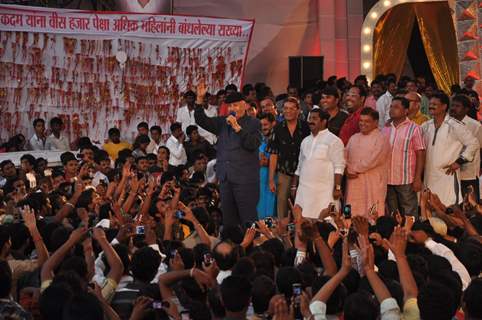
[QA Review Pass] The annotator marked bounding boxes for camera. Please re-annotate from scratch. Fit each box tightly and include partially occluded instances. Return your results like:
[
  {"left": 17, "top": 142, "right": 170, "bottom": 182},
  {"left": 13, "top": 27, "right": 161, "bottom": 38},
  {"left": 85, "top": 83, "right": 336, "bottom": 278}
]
[
  {"left": 175, "top": 210, "right": 185, "bottom": 219},
  {"left": 264, "top": 217, "right": 273, "bottom": 228},
  {"left": 203, "top": 253, "right": 213, "bottom": 266},
  {"left": 136, "top": 225, "right": 145, "bottom": 235},
  {"left": 287, "top": 223, "right": 295, "bottom": 232},
  {"left": 343, "top": 204, "right": 352, "bottom": 219}
]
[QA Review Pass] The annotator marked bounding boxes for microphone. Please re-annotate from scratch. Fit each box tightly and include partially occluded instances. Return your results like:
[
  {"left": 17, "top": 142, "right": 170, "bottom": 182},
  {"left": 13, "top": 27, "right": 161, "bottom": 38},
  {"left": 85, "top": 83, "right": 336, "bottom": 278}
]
[{"left": 226, "top": 111, "right": 236, "bottom": 125}]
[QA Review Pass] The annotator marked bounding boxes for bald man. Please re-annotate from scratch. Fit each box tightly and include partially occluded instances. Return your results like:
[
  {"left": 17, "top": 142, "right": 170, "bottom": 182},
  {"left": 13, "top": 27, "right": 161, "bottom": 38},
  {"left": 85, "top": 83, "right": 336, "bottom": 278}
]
[{"left": 405, "top": 91, "right": 429, "bottom": 126}]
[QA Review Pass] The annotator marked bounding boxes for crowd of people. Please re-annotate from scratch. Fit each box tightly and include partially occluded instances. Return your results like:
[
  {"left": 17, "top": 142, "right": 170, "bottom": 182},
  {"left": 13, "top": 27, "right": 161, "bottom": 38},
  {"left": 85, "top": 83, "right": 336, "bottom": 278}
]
[{"left": 0, "top": 73, "right": 481, "bottom": 320}]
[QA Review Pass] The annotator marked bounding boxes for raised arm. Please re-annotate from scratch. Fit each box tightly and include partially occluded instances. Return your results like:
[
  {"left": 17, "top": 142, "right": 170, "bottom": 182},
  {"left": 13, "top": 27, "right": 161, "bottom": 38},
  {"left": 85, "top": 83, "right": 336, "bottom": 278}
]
[
  {"left": 93, "top": 228, "right": 124, "bottom": 284},
  {"left": 194, "top": 81, "right": 221, "bottom": 135},
  {"left": 387, "top": 227, "right": 418, "bottom": 302},
  {"left": 311, "top": 238, "right": 351, "bottom": 303},
  {"left": 41, "top": 226, "right": 87, "bottom": 282},
  {"left": 21, "top": 206, "right": 49, "bottom": 267}
]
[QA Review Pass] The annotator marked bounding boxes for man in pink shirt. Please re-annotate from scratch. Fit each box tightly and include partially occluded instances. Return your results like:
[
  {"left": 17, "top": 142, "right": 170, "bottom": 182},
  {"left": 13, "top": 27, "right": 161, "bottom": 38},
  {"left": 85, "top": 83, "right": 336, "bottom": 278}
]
[{"left": 382, "top": 97, "right": 426, "bottom": 216}]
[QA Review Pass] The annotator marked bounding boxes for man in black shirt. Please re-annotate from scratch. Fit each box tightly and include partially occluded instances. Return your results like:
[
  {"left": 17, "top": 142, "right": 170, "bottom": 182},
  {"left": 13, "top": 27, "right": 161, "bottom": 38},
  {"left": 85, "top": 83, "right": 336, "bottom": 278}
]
[
  {"left": 267, "top": 97, "right": 310, "bottom": 218},
  {"left": 194, "top": 83, "right": 261, "bottom": 227},
  {"left": 320, "top": 86, "right": 348, "bottom": 136},
  {"left": 183, "top": 125, "right": 216, "bottom": 167}
]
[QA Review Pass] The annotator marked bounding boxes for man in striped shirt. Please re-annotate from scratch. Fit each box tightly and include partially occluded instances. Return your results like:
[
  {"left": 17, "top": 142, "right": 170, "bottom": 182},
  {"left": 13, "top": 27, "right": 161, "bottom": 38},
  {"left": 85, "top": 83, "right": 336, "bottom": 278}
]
[{"left": 382, "top": 97, "right": 426, "bottom": 216}]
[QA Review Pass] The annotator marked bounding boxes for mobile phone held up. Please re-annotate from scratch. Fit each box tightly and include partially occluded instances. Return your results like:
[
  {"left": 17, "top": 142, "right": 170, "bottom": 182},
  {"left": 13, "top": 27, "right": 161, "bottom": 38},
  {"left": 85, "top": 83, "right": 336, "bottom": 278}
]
[
  {"left": 136, "top": 225, "right": 145, "bottom": 235},
  {"left": 343, "top": 204, "right": 352, "bottom": 219},
  {"left": 175, "top": 210, "right": 185, "bottom": 219}
]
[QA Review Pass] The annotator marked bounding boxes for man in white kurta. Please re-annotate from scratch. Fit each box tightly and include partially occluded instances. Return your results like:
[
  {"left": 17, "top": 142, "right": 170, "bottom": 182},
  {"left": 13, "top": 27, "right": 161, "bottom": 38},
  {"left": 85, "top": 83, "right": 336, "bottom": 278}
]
[
  {"left": 293, "top": 109, "right": 345, "bottom": 219},
  {"left": 421, "top": 93, "right": 479, "bottom": 206}
]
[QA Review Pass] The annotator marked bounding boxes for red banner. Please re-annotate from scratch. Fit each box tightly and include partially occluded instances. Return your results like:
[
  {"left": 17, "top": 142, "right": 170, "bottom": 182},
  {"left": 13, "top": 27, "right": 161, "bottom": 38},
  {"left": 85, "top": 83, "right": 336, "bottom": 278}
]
[{"left": 0, "top": 5, "right": 254, "bottom": 144}]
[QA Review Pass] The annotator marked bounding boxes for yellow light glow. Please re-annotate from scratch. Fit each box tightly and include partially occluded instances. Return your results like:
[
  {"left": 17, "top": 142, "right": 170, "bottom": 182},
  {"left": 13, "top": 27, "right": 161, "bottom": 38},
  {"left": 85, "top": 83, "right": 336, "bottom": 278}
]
[
  {"left": 384, "top": 0, "right": 391, "bottom": 6},
  {"left": 371, "top": 12, "right": 378, "bottom": 19},
  {"left": 363, "top": 27, "right": 371, "bottom": 34},
  {"left": 363, "top": 45, "right": 371, "bottom": 52},
  {"left": 363, "top": 61, "right": 371, "bottom": 69}
]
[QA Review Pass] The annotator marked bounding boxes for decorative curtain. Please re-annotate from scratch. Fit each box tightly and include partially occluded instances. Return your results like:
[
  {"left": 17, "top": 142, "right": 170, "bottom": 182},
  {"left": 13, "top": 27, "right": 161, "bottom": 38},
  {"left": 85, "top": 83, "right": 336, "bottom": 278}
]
[
  {"left": 413, "top": 2, "right": 459, "bottom": 93},
  {"left": 373, "top": 2, "right": 459, "bottom": 93},
  {"left": 373, "top": 4, "right": 415, "bottom": 80}
]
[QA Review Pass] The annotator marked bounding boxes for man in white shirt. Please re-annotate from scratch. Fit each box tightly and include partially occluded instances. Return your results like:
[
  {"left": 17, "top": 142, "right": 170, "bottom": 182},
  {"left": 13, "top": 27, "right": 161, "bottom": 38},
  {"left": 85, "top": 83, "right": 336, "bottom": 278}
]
[
  {"left": 146, "top": 125, "right": 163, "bottom": 155},
  {"left": 376, "top": 78, "right": 397, "bottom": 128},
  {"left": 291, "top": 108, "right": 345, "bottom": 219},
  {"left": 421, "top": 92, "right": 479, "bottom": 206},
  {"left": 165, "top": 122, "right": 187, "bottom": 166},
  {"left": 45, "top": 117, "right": 70, "bottom": 151},
  {"left": 176, "top": 91, "right": 197, "bottom": 133},
  {"left": 28, "top": 118, "right": 47, "bottom": 151},
  {"left": 450, "top": 94, "right": 482, "bottom": 200},
  {"left": 177, "top": 90, "right": 217, "bottom": 144}
]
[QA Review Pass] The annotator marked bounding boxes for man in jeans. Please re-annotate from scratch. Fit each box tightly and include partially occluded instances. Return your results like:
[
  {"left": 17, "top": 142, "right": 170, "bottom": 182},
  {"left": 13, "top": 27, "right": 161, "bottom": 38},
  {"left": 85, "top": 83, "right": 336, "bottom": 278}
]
[
  {"left": 382, "top": 97, "right": 426, "bottom": 216},
  {"left": 267, "top": 97, "right": 310, "bottom": 218}
]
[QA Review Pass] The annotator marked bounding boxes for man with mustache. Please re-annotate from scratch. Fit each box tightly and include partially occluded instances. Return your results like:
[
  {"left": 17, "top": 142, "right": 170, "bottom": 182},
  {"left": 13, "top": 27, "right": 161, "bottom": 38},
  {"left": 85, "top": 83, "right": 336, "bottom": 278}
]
[
  {"left": 421, "top": 92, "right": 479, "bottom": 207},
  {"left": 345, "top": 108, "right": 390, "bottom": 220},
  {"left": 267, "top": 97, "right": 310, "bottom": 219},
  {"left": 291, "top": 108, "right": 345, "bottom": 219},
  {"left": 339, "top": 85, "right": 368, "bottom": 145}
]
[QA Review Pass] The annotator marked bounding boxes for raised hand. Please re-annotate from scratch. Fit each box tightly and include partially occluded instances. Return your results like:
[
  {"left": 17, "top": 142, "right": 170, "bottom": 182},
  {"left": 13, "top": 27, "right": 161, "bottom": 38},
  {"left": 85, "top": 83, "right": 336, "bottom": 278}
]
[
  {"left": 21, "top": 205, "right": 36, "bottom": 231},
  {"left": 387, "top": 226, "right": 407, "bottom": 258}
]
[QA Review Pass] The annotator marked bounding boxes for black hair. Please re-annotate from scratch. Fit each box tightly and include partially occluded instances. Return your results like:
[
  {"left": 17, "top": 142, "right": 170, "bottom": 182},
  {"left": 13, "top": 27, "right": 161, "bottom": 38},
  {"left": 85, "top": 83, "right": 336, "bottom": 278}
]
[
  {"left": 60, "top": 256, "right": 88, "bottom": 280},
  {"left": 258, "top": 112, "right": 276, "bottom": 123},
  {"left": 150, "top": 125, "right": 162, "bottom": 134},
  {"left": 392, "top": 96, "right": 410, "bottom": 109},
  {"left": 260, "top": 238, "right": 284, "bottom": 267},
  {"left": 220, "top": 276, "right": 252, "bottom": 312},
  {"left": 275, "top": 266, "right": 302, "bottom": 298},
  {"left": 137, "top": 121, "right": 149, "bottom": 130},
  {"left": 464, "top": 277, "right": 482, "bottom": 319},
  {"left": 343, "top": 291, "right": 379, "bottom": 320},
  {"left": 186, "top": 125, "right": 199, "bottom": 136},
  {"left": 309, "top": 108, "right": 330, "bottom": 121},
  {"left": 20, "top": 154, "right": 36, "bottom": 167},
  {"left": 133, "top": 134, "right": 150, "bottom": 149},
  {"left": 33, "top": 118, "right": 45, "bottom": 127},
  {"left": 350, "top": 85, "right": 368, "bottom": 98},
  {"left": 232, "top": 257, "right": 256, "bottom": 282},
  {"left": 94, "top": 150, "right": 110, "bottom": 164},
  {"left": 39, "top": 283, "right": 74, "bottom": 320},
  {"left": 312, "top": 275, "right": 347, "bottom": 315},
  {"left": 452, "top": 94, "right": 472, "bottom": 109},
  {"left": 418, "top": 281, "right": 457, "bottom": 320},
  {"left": 60, "top": 152, "right": 77, "bottom": 166},
  {"left": 322, "top": 86, "right": 340, "bottom": 99},
  {"left": 77, "top": 137, "right": 93, "bottom": 149},
  {"left": 431, "top": 91, "right": 450, "bottom": 109},
  {"left": 225, "top": 83, "right": 238, "bottom": 92},
  {"left": 62, "top": 292, "right": 104, "bottom": 320},
  {"left": 184, "top": 90, "right": 196, "bottom": 98},
  {"left": 251, "top": 275, "right": 276, "bottom": 314},
  {"left": 50, "top": 116, "right": 63, "bottom": 127},
  {"left": 131, "top": 247, "right": 161, "bottom": 283},
  {"left": 108, "top": 127, "right": 120, "bottom": 136},
  {"left": 170, "top": 122, "right": 182, "bottom": 133},
  {"left": 360, "top": 107, "right": 379, "bottom": 121}
]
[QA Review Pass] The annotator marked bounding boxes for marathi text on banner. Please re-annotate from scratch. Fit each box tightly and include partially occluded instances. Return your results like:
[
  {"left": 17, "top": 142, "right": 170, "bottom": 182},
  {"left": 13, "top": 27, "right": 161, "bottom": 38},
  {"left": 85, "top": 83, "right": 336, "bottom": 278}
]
[{"left": 0, "top": 5, "right": 253, "bottom": 41}]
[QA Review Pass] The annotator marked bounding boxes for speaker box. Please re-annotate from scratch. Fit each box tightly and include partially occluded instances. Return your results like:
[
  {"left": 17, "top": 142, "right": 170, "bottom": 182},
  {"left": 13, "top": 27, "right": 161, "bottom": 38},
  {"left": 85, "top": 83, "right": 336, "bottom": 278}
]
[{"left": 289, "top": 56, "right": 324, "bottom": 89}]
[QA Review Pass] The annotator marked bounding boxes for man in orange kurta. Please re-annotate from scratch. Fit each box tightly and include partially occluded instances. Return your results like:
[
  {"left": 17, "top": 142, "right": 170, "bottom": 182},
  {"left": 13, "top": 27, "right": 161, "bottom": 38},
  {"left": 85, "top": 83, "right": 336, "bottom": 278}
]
[{"left": 345, "top": 107, "right": 390, "bottom": 220}]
